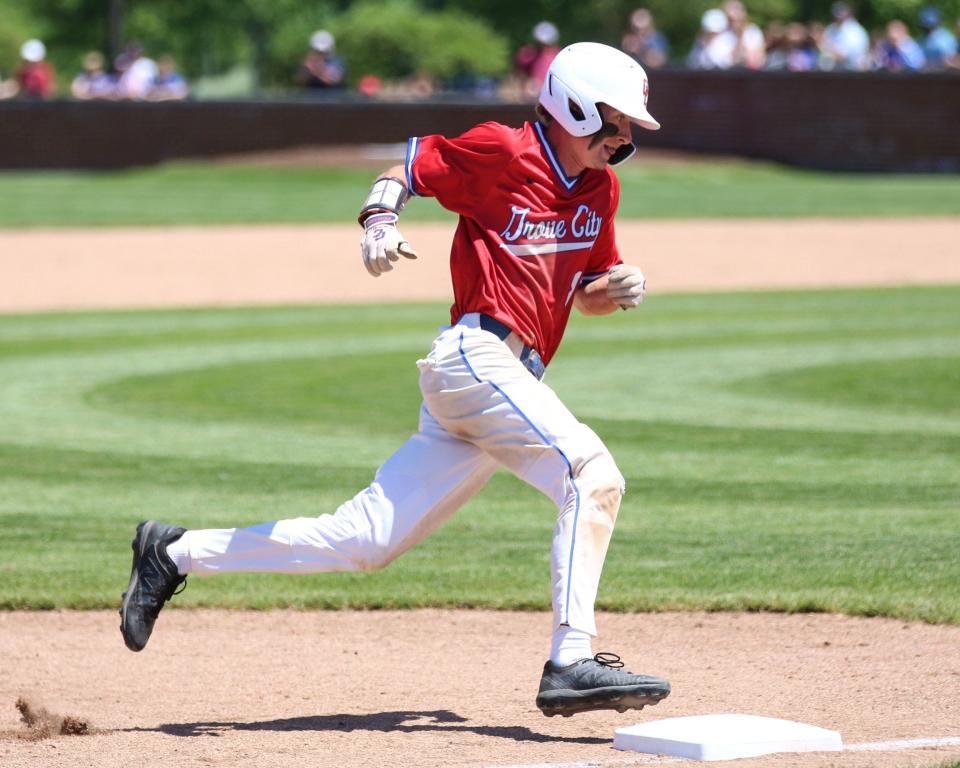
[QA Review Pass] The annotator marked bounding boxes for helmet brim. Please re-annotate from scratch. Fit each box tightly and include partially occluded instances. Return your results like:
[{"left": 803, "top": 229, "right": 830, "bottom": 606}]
[{"left": 610, "top": 92, "right": 660, "bottom": 131}]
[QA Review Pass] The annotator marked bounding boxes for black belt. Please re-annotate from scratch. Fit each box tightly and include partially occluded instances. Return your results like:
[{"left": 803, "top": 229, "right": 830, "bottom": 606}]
[{"left": 478, "top": 314, "right": 546, "bottom": 380}]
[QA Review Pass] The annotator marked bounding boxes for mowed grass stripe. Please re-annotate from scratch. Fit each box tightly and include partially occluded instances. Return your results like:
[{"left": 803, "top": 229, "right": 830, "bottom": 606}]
[{"left": 0, "top": 286, "right": 957, "bottom": 620}]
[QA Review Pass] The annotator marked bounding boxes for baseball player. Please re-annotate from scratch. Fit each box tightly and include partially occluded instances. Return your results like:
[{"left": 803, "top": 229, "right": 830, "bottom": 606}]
[{"left": 120, "top": 42, "right": 671, "bottom": 718}]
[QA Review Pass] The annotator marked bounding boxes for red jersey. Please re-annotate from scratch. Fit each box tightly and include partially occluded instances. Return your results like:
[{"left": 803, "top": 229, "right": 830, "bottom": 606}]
[{"left": 405, "top": 120, "right": 622, "bottom": 365}]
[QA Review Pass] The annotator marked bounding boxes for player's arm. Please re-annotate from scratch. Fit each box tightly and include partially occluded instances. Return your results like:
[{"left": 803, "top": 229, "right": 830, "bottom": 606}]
[
  {"left": 358, "top": 165, "right": 417, "bottom": 277},
  {"left": 574, "top": 264, "right": 647, "bottom": 315},
  {"left": 574, "top": 275, "right": 618, "bottom": 316},
  {"left": 373, "top": 165, "right": 407, "bottom": 188}
]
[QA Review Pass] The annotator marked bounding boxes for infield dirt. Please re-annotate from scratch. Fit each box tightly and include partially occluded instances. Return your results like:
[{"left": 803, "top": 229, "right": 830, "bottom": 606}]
[
  {"left": 1, "top": 219, "right": 958, "bottom": 767},
  {"left": 1, "top": 610, "right": 958, "bottom": 768},
  {"left": 2, "top": 218, "right": 959, "bottom": 312}
]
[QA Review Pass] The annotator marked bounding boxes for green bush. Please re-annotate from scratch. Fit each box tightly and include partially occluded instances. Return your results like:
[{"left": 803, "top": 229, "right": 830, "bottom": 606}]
[{"left": 330, "top": 0, "right": 510, "bottom": 85}]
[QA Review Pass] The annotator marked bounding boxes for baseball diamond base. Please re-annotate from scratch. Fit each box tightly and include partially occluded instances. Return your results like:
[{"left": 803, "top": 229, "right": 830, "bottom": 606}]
[{"left": 614, "top": 714, "right": 843, "bottom": 761}]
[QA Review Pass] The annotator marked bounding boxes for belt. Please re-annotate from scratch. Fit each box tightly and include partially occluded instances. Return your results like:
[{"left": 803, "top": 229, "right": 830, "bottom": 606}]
[{"left": 478, "top": 314, "right": 546, "bottom": 380}]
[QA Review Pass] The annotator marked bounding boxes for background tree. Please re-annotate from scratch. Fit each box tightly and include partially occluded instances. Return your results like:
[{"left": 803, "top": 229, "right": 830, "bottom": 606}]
[{"left": 327, "top": 0, "right": 509, "bottom": 87}]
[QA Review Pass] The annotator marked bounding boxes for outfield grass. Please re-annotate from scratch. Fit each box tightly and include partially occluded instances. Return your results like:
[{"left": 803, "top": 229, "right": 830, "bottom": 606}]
[
  {"left": 2, "top": 158, "right": 960, "bottom": 227},
  {"left": 0, "top": 287, "right": 957, "bottom": 621}
]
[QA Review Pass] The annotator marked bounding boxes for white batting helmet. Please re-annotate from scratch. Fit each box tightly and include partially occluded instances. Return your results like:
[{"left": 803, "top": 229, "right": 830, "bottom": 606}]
[{"left": 538, "top": 42, "right": 660, "bottom": 137}]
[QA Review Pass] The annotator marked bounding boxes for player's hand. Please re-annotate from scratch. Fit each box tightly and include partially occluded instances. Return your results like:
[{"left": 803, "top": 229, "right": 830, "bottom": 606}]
[
  {"left": 606, "top": 264, "right": 646, "bottom": 309},
  {"left": 360, "top": 212, "right": 418, "bottom": 277}
]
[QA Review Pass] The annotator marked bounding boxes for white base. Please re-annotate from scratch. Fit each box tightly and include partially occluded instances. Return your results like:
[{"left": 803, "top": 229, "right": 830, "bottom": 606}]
[{"left": 613, "top": 714, "right": 843, "bottom": 761}]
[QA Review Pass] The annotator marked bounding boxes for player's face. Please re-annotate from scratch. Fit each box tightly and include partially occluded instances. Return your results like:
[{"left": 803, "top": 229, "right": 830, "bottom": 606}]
[{"left": 570, "top": 105, "right": 633, "bottom": 172}]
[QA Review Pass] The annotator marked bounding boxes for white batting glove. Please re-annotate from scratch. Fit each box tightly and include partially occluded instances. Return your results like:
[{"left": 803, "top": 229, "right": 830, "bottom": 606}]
[
  {"left": 606, "top": 264, "right": 647, "bottom": 309},
  {"left": 360, "top": 212, "right": 418, "bottom": 277}
]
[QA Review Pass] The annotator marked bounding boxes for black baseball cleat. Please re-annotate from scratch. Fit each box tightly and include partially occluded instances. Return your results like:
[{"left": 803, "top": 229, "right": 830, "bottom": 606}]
[
  {"left": 119, "top": 520, "right": 187, "bottom": 652},
  {"left": 536, "top": 652, "right": 671, "bottom": 717}
]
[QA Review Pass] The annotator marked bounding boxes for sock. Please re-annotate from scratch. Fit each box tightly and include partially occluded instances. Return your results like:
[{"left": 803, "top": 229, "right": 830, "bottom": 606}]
[
  {"left": 550, "top": 624, "right": 593, "bottom": 667},
  {"left": 165, "top": 536, "right": 191, "bottom": 576}
]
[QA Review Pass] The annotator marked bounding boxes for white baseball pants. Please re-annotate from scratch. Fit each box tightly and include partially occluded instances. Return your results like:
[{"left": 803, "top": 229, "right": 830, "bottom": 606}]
[{"left": 173, "top": 314, "right": 625, "bottom": 636}]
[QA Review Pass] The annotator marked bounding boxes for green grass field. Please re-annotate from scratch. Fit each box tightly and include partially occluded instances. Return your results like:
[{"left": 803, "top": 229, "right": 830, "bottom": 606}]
[
  {"left": 3, "top": 157, "right": 960, "bottom": 226},
  {"left": 1, "top": 287, "right": 958, "bottom": 621}
]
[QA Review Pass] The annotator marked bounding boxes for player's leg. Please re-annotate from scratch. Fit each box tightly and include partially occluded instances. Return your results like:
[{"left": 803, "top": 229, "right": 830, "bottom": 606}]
[
  {"left": 120, "top": 405, "right": 498, "bottom": 651},
  {"left": 168, "top": 407, "right": 496, "bottom": 575},
  {"left": 419, "top": 320, "right": 670, "bottom": 715},
  {"left": 420, "top": 322, "right": 619, "bottom": 637}
]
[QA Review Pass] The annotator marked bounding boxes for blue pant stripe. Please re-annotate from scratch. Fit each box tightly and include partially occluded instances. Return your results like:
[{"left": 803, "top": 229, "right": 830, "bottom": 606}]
[{"left": 458, "top": 332, "right": 581, "bottom": 625}]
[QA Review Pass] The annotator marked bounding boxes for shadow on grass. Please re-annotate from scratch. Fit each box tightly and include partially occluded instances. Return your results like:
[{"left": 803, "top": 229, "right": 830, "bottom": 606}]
[{"left": 126, "top": 709, "right": 607, "bottom": 744}]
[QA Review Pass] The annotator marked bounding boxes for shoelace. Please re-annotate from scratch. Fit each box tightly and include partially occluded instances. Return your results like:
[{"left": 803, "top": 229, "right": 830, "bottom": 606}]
[
  {"left": 141, "top": 559, "right": 187, "bottom": 616},
  {"left": 146, "top": 577, "right": 187, "bottom": 617},
  {"left": 593, "top": 652, "right": 626, "bottom": 669}
]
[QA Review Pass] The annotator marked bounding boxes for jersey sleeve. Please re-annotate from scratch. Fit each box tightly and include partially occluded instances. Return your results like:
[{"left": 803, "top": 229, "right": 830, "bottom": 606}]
[
  {"left": 405, "top": 122, "right": 516, "bottom": 216},
  {"left": 580, "top": 173, "right": 623, "bottom": 287}
]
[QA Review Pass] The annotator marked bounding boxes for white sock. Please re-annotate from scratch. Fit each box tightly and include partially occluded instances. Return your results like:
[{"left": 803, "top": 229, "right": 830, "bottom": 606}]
[
  {"left": 165, "top": 536, "right": 191, "bottom": 576},
  {"left": 550, "top": 624, "right": 593, "bottom": 667}
]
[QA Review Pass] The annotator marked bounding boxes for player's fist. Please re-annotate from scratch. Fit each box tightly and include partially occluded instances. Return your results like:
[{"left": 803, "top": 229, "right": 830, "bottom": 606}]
[
  {"left": 606, "top": 263, "right": 646, "bottom": 309},
  {"left": 360, "top": 212, "right": 418, "bottom": 277}
]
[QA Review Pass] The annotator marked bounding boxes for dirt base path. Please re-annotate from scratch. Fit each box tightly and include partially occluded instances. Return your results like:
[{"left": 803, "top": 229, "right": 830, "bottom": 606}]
[
  {"left": 1, "top": 610, "right": 958, "bottom": 768},
  {"left": 2, "top": 218, "right": 959, "bottom": 313}
]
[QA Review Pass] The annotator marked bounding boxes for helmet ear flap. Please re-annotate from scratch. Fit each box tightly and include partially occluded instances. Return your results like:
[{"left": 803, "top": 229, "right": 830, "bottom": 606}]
[
  {"left": 608, "top": 143, "right": 637, "bottom": 166},
  {"left": 540, "top": 70, "right": 603, "bottom": 136}
]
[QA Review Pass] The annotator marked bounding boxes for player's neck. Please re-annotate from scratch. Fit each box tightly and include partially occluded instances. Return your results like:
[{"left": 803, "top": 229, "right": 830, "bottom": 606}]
[{"left": 546, "top": 122, "right": 586, "bottom": 178}]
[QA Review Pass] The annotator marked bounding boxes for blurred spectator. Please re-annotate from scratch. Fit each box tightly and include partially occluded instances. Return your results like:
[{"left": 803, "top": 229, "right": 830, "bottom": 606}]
[
  {"left": 723, "top": 0, "right": 766, "bottom": 68},
  {"left": 514, "top": 21, "right": 561, "bottom": 97},
  {"left": 14, "top": 39, "right": 56, "bottom": 99},
  {"left": 918, "top": 6, "right": 958, "bottom": 69},
  {"left": 0, "top": 71, "right": 16, "bottom": 99},
  {"left": 377, "top": 72, "right": 438, "bottom": 101},
  {"left": 953, "top": 20, "right": 960, "bottom": 67},
  {"left": 807, "top": 21, "right": 827, "bottom": 65},
  {"left": 688, "top": 8, "right": 736, "bottom": 69},
  {"left": 114, "top": 43, "right": 158, "bottom": 99},
  {"left": 71, "top": 51, "right": 116, "bottom": 99},
  {"left": 621, "top": 8, "right": 670, "bottom": 69},
  {"left": 765, "top": 22, "right": 819, "bottom": 71},
  {"left": 764, "top": 21, "right": 786, "bottom": 58},
  {"left": 821, "top": 2, "right": 870, "bottom": 70},
  {"left": 357, "top": 74, "right": 383, "bottom": 98},
  {"left": 873, "top": 19, "right": 926, "bottom": 71},
  {"left": 148, "top": 55, "right": 189, "bottom": 100},
  {"left": 446, "top": 70, "right": 499, "bottom": 98},
  {"left": 297, "top": 30, "right": 345, "bottom": 90},
  {"left": 406, "top": 72, "right": 437, "bottom": 99}
]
